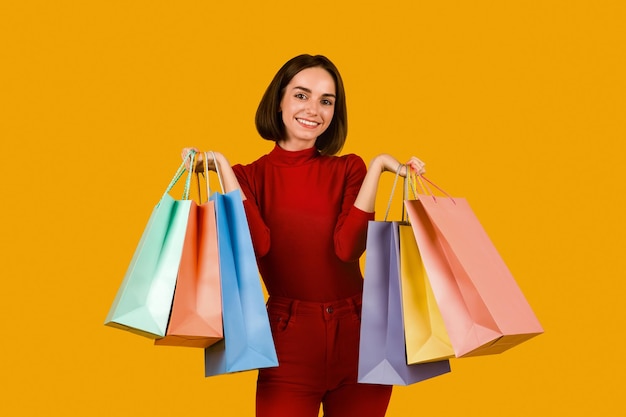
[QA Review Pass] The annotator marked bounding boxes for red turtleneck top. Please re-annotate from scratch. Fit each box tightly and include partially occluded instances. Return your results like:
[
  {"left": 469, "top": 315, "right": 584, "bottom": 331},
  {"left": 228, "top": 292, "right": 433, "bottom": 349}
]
[{"left": 232, "top": 144, "right": 374, "bottom": 302}]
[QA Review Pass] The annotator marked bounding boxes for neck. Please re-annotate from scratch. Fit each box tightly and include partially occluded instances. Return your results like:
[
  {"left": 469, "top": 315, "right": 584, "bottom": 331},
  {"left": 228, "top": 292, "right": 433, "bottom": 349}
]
[{"left": 277, "top": 139, "right": 316, "bottom": 152}]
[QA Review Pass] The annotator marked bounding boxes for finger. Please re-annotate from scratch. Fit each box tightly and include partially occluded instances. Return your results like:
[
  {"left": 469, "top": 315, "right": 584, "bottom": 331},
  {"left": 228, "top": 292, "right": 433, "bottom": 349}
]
[
  {"left": 181, "top": 147, "right": 200, "bottom": 159},
  {"left": 406, "top": 157, "right": 425, "bottom": 174}
]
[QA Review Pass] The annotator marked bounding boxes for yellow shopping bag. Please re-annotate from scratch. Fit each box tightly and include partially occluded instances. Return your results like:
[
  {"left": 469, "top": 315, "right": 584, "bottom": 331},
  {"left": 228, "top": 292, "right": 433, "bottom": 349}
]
[{"left": 399, "top": 223, "right": 455, "bottom": 364}]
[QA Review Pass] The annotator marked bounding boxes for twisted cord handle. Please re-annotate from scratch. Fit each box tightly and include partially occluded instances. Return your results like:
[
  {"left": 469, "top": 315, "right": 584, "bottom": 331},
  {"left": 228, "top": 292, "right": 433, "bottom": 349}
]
[
  {"left": 164, "top": 150, "right": 196, "bottom": 199},
  {"left": 383, "top": 164, "right": 405, "bottom": 222}
]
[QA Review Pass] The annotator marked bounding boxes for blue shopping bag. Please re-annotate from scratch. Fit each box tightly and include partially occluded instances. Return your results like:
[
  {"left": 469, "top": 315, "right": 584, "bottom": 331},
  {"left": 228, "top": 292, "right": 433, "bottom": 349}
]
[
  {"left": 104, "top": 153, "right": 196, "bottom": 338},
  {"left": 204, "top": 188, "right": 278, "bottom": 376}
]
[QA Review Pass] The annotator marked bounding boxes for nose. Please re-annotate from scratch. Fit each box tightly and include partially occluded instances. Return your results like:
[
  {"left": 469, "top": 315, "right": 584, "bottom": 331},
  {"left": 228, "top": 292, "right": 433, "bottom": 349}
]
[{"left": 304, "top": 100, "right": 319, "bottom": 115}]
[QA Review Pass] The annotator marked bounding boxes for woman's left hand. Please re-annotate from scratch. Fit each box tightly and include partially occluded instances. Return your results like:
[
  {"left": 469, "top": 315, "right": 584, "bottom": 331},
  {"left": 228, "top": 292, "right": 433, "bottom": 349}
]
[
  {"left": 372, "top": 153, "right": 426, "bottom": 176},
  {"left": 355, "top": 153, "right": 427, "bottom": 213},
  {"left": 405, "top": 156, "right": 426, "bottom": 176}
]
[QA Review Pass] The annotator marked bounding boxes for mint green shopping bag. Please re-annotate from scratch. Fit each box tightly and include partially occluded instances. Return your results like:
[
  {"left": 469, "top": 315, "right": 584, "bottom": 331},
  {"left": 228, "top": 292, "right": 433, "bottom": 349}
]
[{"left": 105, "top": 152, "right": 196, "bottom": 338}]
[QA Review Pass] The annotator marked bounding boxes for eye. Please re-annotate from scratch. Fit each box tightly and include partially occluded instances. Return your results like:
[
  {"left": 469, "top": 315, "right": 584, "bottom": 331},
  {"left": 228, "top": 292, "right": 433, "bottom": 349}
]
[
  {"left": 295, "top": 93, "right": 307, "bottom": 100},
  {"left": 321, "top": 99, "right": 334, "bottom": 106}
]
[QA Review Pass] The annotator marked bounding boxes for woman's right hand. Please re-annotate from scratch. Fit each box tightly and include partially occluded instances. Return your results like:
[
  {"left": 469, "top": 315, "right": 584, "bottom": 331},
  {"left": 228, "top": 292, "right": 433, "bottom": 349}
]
[
  {"left": 181, "top": 148, "right": 243, "bottom": 198},
  {"left": 182, "top": 147, "right": 226, "bottom": 173},
  {"left": 182, "top": 147, "right": 236, "bottom": 178},
  {"left": 181, "top": 147, "right": 201, "bottom": 172}
]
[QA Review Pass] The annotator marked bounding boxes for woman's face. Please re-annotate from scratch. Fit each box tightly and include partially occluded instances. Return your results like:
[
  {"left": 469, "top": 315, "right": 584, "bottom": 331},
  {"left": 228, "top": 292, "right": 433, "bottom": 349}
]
[{"left": 279, "top": 66, "right": 336, "bottom": 150}]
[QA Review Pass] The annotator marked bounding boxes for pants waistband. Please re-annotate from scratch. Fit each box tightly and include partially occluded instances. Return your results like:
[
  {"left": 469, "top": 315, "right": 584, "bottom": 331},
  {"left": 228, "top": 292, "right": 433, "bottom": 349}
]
[{"left": 267, "top": 293, "right": 362, "bottom": 321}]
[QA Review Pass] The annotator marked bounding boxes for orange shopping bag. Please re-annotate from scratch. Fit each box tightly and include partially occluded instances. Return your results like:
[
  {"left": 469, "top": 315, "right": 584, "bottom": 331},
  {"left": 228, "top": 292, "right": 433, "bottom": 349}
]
[
  {"left": 155, "top": 152, "right": 223, "bottom": 348},
  {"left": 404, "top": 176, "right": 543, "bottom": 358}
]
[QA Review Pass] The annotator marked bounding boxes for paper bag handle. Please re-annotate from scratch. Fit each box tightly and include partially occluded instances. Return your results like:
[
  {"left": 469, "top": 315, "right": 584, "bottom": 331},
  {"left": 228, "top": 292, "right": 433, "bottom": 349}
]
[
  {"left": 408, "top": 173, "right": 455, "bottom": 204},
  {"left": 165, "top": 150, "right": 196, "bottom": 200},
  {"left": 210, "top": 151, "right": 225, "bottom": 193},
  {"left": 383, "top": 164, "right": 408, "bottom": 221},
  {"left": 195, "top": 150, "right": 226, "bottom": 203}
]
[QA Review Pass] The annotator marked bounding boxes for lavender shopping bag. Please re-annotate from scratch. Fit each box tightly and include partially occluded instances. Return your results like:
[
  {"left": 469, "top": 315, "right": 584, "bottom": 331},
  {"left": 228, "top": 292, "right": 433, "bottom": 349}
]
[{"left": 358, "top": 220, "right": 451, "bottom": 385}]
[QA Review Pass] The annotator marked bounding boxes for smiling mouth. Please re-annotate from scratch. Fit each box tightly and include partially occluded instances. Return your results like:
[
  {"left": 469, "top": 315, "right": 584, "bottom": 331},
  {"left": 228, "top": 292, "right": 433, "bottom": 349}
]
[{"left": 297, "top": 118, "right": 320, "bottom": 127}]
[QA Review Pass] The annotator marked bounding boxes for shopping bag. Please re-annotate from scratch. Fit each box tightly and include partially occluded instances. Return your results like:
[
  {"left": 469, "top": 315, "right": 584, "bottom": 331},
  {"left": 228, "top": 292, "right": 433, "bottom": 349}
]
[
  {"left": 105, "top": 152, "right": 196, "bottom": 339},
  {"left": 204, "top": 177, "right": 278, "bottom": 376},
  {"left": 398, "top": 223, "right": 455, "bottom": 364},
  {"left": 358, "top": 169, "right": 451, "bottom": 385},
  {"left": 155, "top": 153, "right": 223, "bottom": 348},
  {"left": 404, "top": 176, "right": 544, "bottom": 357}
]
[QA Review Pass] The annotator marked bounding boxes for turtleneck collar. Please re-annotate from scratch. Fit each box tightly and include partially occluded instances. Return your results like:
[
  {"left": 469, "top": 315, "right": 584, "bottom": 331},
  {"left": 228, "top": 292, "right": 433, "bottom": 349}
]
[{"left": 268, "top": 143, "right": 320, "bottom": 166}]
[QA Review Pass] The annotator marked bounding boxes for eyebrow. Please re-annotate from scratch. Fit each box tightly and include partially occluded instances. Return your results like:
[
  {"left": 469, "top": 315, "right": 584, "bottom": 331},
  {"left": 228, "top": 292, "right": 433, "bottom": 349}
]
[{"left": 292, "top": 86, "right": 336, "bottom": 98}]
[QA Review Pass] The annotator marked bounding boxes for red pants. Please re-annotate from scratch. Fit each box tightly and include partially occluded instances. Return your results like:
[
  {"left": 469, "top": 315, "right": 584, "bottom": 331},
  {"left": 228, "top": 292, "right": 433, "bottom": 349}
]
[{"left": 256, "top": 294, "right": 392, "bottom": 417}]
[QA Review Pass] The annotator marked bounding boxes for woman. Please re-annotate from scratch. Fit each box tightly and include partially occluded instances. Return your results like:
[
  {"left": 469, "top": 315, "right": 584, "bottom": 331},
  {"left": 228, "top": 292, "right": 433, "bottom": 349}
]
[{"left": 183, "top": 54, "right": 424, "bottom": 417}]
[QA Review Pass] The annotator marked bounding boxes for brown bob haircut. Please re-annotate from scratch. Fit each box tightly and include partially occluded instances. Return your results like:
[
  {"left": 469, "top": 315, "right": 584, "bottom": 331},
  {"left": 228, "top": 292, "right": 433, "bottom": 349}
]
[{"left": 255, "top": 54, "right": 348, "bottom": 156}]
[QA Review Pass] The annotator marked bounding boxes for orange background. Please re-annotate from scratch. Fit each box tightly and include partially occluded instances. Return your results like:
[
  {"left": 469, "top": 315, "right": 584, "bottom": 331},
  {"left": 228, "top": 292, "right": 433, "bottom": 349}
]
[{"left": 2, "top": 1, "right": 624, "bottom": 415}]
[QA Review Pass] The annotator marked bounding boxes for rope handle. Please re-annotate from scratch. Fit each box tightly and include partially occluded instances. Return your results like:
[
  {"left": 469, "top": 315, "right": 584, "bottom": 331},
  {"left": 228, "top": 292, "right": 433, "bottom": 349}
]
[
  {"left": 210, "top": 151, "right": 225, "bottom": 193},
  {"left": 195, "top": 152, "right": 212, "bottom": 204},
  {"left": 165, "top": 150, "right": 196, "bottom": 199},
  {"left": 384, "top": 166, "right": 458, "bottom": 221},
  {"left": 182, "top": 151, "right": 196, "bottom": 200},
  {"left": 193, "top": 151, "right": 226, "bottom": 202},
  {"left": 383, "top": 164, "right": 406, "bottom": 221},
  {"left": 408, "top": 173, "right": 456, "bottom": 205}
]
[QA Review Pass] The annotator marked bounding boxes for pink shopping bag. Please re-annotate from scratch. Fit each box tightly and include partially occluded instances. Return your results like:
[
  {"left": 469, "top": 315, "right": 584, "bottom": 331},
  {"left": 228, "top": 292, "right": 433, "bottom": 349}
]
[{"left": 404, "top": 176, "right": 543, "bottom": 358}]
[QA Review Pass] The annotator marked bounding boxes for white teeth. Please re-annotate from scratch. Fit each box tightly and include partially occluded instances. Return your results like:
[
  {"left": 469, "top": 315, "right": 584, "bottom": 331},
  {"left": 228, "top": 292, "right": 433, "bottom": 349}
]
[{"left": 297, "top": 118, "right": 319, "bottom": 126}]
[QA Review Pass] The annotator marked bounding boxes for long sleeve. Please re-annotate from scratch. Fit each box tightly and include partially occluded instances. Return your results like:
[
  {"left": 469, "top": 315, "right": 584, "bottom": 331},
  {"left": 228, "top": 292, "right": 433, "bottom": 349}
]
[
  {"left": 333, "top": 155, "right": 375, "bottom": 262},
  {"left": 233, "top": 164, "right": 271, "bottom": 258}
]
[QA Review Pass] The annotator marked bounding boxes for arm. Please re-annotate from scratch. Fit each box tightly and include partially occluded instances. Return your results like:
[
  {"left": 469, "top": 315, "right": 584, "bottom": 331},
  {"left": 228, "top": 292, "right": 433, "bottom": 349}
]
[
  {"left": 353, "top": 153, "right": 425, "bottom": 213},
  {"left": 334, "top": 154, "right": 425, "bottom": 262}
]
